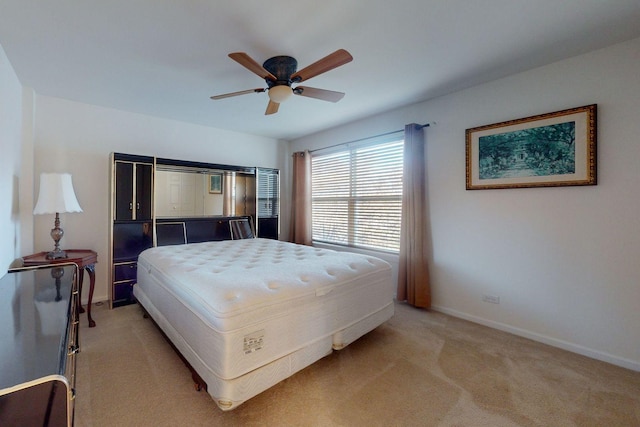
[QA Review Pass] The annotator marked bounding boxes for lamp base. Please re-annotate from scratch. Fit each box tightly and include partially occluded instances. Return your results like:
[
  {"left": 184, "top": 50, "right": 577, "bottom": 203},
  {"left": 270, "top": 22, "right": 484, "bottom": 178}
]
[
  {"left": 47, "top": 212, "right": 67, "bottom": 260},
  {"left": 46, "top": 248, "right": 68, "bottom": 260}
]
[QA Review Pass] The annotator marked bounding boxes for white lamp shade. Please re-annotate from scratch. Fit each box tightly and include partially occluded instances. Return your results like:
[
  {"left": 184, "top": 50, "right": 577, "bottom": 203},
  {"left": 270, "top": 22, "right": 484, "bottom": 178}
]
[
  {"left": 33, "top": 173, "right": 83, "bottom": 214},
  {"left": 268, "top": 85, "right": 293, "bottom": 103}
]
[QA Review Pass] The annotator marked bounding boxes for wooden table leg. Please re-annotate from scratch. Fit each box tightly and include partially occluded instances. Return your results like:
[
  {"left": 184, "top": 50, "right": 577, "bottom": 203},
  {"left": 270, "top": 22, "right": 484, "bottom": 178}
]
[
  {"left": 78, "top": 268, "right": 85, "bottom": 314},
  {"left": 86, "top": 264, "right": 96, "bottom": 327},
  {"left": 77, "top": 265, "right": 97, "bottom": 327}
]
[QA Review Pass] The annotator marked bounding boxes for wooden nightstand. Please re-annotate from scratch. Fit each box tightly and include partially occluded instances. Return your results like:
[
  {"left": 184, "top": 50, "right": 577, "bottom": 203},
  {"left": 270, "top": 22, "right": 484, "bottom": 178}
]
[{"left": 22, "top": 249, "right": 98, "bottom": 327}]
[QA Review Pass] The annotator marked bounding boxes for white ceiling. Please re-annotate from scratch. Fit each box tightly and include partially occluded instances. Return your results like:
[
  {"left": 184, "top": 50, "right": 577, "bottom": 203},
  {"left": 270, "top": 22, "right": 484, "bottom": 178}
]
[{"left": 2, "top": 1, "right": 640, "bottom": 140}]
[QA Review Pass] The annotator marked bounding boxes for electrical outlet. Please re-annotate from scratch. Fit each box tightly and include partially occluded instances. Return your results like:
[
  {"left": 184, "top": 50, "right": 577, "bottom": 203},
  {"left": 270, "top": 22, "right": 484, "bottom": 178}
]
[{"left": 482, "top": 294, "right": 500, "bottom": 304}]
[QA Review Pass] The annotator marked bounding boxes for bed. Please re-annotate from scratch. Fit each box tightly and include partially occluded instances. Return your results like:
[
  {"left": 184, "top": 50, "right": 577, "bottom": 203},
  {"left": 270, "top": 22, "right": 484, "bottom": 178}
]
[{"left": 134, "top": 238, "right": 394, "bottom": 410}]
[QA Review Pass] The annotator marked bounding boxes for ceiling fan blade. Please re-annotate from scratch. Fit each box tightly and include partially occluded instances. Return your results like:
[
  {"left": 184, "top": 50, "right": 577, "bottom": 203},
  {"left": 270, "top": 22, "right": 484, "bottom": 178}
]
[
  {"left": 210, "top": 88, "right": 266, "bottom": 100},
  {"left": 229, "top": 52, "right": 277, "bottom": 81},
  {"left": 290, "top": 49, "right": 353, "bottom": 83},
  {"left": 265, "top": 100, "right": 280, "bottom": 115},
  {"left": 294, "top": 86, "right": 345, "bottom": 103}
]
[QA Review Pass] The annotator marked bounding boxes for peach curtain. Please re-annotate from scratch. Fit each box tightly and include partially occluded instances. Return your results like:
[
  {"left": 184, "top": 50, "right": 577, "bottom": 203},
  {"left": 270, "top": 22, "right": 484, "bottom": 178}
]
[
  {"left": 397, "top": 123, "right": 431, "bottom": 308},
  {"left": 289, "top": 150, "right": 312, "bottom": 245}
]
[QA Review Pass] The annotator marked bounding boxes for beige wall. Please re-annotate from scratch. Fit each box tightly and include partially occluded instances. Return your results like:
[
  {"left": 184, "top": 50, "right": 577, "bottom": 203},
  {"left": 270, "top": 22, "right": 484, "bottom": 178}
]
[
  {"left": 0, "top": 44, "right": 24, "bottom": 271},
  {"left": 29, "top": 96, "right": 287, "bottom": 303},
  {"left": 290, "top": 37, "right": 640, "bottom": 371}
]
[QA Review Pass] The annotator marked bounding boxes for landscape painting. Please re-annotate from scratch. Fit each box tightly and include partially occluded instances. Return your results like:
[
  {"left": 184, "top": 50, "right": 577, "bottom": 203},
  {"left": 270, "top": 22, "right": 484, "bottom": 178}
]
[{"left": 466, "top": 104, "right": 597, "bottom": 189}]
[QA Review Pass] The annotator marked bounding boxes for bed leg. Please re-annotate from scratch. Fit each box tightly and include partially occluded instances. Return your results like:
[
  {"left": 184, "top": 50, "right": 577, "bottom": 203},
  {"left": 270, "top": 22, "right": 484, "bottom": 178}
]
[
  {"left": 138, "top": 302, "right": 208, "bottom": 394},
  {"left": 192, "top": 372, "right": 207, "bottom": 392},
  {"left": 138, "top": 303, "right": 150, "bottom": 319}
]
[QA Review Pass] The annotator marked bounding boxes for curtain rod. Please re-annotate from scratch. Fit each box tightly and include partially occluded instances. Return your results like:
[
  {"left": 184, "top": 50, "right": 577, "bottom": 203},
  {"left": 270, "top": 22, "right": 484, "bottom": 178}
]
[{"left": 308, "top": 123, "right": 431, "bottom": 153}]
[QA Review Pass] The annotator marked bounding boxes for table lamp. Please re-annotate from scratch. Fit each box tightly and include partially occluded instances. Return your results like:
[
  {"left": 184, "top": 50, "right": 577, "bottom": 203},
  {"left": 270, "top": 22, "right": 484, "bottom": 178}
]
[{"left": 33, "top": 173, "right": 83, "bottom": 259}]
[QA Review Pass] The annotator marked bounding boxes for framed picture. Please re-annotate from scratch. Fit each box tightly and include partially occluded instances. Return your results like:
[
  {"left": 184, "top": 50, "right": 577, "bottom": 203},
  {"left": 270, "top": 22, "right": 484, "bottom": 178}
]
[
  {"left": 466, "top": 104, "right": 597, "bottom": 190},
  {"left": 208, "top": 174, "right": 222, "bottom": 194}
]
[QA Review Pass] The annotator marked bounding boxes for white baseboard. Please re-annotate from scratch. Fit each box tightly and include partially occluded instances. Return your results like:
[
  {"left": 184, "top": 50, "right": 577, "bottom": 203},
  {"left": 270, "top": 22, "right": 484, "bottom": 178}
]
[{"left": 431, "top": 304, "right": 640, "bottom": 372}]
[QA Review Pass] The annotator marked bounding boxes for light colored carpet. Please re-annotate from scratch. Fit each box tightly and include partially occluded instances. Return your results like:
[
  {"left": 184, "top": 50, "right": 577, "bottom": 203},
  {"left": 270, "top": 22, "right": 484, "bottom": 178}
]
[{"left": 74, "top": 301, "right": 640, "bottom": 426}]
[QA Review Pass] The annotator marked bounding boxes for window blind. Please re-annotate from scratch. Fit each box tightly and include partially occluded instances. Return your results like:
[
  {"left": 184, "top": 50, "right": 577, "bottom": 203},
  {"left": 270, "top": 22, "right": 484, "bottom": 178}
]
[{"left": 311, "top": 138, "right": 404, "bottom": 252}]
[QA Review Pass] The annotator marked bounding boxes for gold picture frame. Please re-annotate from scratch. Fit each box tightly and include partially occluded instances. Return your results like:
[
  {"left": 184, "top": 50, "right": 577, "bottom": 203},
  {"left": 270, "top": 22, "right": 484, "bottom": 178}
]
[{"left": 466, "top": 104, "right": 597, "bottom": 190}]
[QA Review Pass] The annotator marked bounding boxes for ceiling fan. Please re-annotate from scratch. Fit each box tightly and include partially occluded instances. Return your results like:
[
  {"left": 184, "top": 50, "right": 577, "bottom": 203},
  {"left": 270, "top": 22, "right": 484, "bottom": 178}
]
[{"left": 210, "top": 49, "right": 353, "bottom": 115}]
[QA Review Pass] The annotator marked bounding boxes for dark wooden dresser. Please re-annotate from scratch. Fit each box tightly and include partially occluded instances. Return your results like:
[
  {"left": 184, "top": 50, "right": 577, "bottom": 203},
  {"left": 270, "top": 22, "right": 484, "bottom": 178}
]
[{"left": 0, "top": 263, "right": 79, "bottom": 426}]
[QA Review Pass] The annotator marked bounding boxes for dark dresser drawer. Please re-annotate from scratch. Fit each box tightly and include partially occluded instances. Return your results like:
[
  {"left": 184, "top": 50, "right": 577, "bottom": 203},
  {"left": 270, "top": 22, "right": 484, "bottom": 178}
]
[{"left": 114, "top": 262, "right": 137, "bottom": 282}]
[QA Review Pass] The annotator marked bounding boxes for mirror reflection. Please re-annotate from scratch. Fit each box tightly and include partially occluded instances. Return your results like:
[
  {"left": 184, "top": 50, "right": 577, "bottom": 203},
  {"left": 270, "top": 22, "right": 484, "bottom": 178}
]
[{"left": 155, "top": 166, "right": 256, "bottom": 218}]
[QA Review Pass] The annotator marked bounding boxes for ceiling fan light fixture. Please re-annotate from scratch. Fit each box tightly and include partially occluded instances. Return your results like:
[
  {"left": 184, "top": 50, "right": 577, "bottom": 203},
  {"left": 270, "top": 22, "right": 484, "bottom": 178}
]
[
  {"left": 268, "top": 85, "right": 293, "bottom": 103},
  {"left": 212, "top": 49, "right": 353, "bottom": 115}
]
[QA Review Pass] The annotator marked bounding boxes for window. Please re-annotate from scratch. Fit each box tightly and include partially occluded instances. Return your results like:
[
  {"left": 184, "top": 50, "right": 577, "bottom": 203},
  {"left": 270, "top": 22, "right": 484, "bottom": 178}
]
[{"left": 311, "top": 136, "right": 404, "bottom": 253}]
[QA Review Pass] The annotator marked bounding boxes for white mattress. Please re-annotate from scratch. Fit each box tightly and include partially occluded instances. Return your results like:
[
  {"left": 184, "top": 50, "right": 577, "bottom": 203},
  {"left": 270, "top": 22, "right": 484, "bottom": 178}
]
[{"left": 134, "top": 238, "right": 394, "bottom": 409}]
